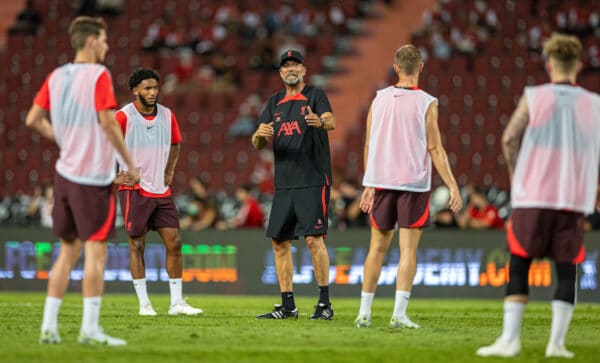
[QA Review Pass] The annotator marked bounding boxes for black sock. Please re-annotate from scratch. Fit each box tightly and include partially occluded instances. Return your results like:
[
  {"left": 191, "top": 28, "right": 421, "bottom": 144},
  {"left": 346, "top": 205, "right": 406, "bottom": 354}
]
[
  {"left": 318, "top": 285, "right": 330, "bottom": 305},
  {"left": 281, "top": 292, "right": 295, "bottom": 310}
]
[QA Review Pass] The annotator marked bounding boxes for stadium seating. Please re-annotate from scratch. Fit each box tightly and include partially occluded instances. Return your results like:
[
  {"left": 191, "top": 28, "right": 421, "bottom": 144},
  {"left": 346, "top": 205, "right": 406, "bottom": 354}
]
[
  {"left": 1, "top": 0, "right": 598, "bottom": 200},
  {"left": 0, "top": 0, "right": 365, "bottom": 196},
  {"left": 345, "top": 0, "right": 599, "bottom": 190}
]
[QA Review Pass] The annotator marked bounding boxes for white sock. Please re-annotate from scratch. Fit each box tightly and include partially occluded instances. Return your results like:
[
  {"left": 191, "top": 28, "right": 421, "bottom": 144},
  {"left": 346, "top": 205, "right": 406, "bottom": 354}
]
[
  {"left": 133, "top": 278, "right": 151, "bottom": 306},
  {"left": 392, "top": 290, "right": 411, "bottom": 318},
  {"left": 499, "top": 301, "right": 526, "bottom": 342},
  {"left": 549, "top": 300, "right": 574, "bottom": 347},
  {"left": 358, "top": 291, "right": 375, "bottom": 317},
  {"left": 41, "top": 296, "right": 62, "bottom": 332},
  {"left": 169, "top": 278, "right": 183, "bottom": 306},
  {"left": 81, "top": 296, "right": 102, "bottom": 334}
]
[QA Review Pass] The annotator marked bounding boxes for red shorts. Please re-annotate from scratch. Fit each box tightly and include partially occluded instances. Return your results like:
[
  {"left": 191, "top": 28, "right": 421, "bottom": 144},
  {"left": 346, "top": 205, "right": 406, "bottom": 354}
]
[
  {"left": 370, "top": 189, "right": 430, "bottom": 230},
  {"left": 52, "top": 173, "right": 115, "bottom": 242},
  {"left": 507, "top": 208, "right": 585, "bottom": 264},
  {"left": 119, "top": 189, "right": 179, "bottom": 237}
]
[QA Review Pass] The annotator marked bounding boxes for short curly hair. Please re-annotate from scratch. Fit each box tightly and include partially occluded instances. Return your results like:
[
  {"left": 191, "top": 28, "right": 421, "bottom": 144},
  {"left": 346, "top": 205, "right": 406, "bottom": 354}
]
[{"left": 128, "top": 68, "right": 160, "bottom": 90}]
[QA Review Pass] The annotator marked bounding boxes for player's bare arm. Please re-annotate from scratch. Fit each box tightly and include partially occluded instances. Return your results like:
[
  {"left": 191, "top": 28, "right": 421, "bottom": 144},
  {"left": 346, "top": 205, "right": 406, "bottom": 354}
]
[
  {"left": 360, "top": 105, "right": 374, "bottom": 213},
  {"left": 251, "top": 122, "right": 274, "bottom": 150},
  {"left": 425, "top": 101, "right": 462, "bottom": 213},
  {"left": 502, "top": 95, "right": 529, "bottom": 181},
  {"left": 164, "top": 143, "right": 180, "bottom": 186},
  {"left": 98, "top": 109, "right": 140, "bottom": 184},
  {"left": 25, "top": 104, "right": 55, "bottom": 142},
  {"left": 305, "top": 106, "right": 335, "bottom": 131}
]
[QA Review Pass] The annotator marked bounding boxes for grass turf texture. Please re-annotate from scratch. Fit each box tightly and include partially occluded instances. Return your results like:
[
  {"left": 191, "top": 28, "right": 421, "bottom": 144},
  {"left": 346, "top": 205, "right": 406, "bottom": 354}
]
[{"left": 0, "top": 293, "right": 598, "bottom": 363}]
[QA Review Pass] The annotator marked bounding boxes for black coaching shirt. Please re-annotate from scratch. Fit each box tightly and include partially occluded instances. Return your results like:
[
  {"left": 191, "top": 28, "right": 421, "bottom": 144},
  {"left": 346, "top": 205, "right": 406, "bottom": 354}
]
[{"left": 257, "top": 85, "right": 333, "bottom": 189}]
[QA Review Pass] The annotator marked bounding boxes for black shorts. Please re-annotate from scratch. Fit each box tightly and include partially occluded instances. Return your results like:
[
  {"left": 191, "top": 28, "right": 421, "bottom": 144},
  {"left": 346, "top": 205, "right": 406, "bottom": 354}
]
[
  {"left": 119, "top": 189, "right": 180, "bottom": 238},
  {"left": 507, "top": 208, "right": 585, "bottom": 264},
  {"left": 370, "top": 189, "right": 431, "bottom": 230},
  {"left": 267, "top": 186, "right": 329, "bottom": 240}
]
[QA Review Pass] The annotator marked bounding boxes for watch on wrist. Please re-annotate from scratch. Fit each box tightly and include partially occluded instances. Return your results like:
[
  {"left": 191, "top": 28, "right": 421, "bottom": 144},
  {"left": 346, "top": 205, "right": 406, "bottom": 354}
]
[{"left": 320, "top": 117, "right": 327, "bottom": 128}]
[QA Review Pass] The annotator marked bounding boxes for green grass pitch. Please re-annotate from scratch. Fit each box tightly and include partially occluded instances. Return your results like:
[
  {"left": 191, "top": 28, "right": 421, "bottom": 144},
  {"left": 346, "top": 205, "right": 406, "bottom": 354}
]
[{"left": 0, "top": 292, "right": 598, "bottom": 363}]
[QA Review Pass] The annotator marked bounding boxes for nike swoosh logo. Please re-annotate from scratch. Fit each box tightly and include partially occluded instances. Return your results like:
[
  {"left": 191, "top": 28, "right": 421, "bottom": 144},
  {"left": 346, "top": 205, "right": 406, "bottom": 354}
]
[
  {"left": 146, "top": 126, "right": 155, "bottom": 129},
  {"left": 394, "top": 95, "right": 403, "bottom": 97}
]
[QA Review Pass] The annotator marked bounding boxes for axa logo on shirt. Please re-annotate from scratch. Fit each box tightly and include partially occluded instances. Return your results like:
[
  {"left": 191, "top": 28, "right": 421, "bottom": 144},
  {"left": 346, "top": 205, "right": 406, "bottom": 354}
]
[{"left": 277, "top": 121, "right": 302, "bottom": 137}]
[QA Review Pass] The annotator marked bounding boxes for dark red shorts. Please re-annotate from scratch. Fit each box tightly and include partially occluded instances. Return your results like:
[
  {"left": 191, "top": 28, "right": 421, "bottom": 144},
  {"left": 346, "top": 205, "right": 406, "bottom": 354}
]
[
  {"left": 52, "top": 173, "right": 115, "bottom": 242},
  {"left": 370, "top": 189, "right": 430, "bottom": 230},
  {"left": 507, "top": 208, "right": 585, "bottom": 264},
  {"left": 119, "top": 189, "right": 179, "bottom": 237}
]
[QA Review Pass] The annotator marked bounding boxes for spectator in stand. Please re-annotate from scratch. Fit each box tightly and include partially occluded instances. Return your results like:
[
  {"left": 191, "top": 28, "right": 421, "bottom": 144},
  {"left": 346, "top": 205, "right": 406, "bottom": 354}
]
[
  {"left": 27, "top": 183, "right": 54, "bottom": 228},
  {"left": 9, "top": 0, "right": 41, "bottom": 35},
  {"left": 431, "top": 32, "right": 451, "bottom": 60},
  {"left": 142, "top": 18, "right": 167, "bottom": 52},
  {"left": 585, "top": 210, "right": 600, "bottom": 231},
  {"left": 229, "top": 93, "right": 263, "bottom": 137},
  {"left": 216, "top": 184, "right": 264, "bottom": 230},
  {"left": 179, "top": 177, "right": 219, "bottom": 231},
  {"left": 251, "top": 149, "right": 275, "bottom": 195},
  {"left": 335, "top": 179, "right": 366, "bottom": 229},
  {"left": 164, "top": 22, "right": 188, "bottom": 50},
  {"left": 161, "top": 49, "right": 197, "bottom": 95},
  {"left": 430, "top": 185, "right": 458, "bottom": 228},
  {"left": 455, "top": 186, "right": 504, "bottom": 230},
  {"left": 228, "top": 102, "right": 257, "bottom": 137},
  {"left": 211, "top": 52, "right": 240, "bottom": 93},
  {"left": 583, "top": 43, "right": 599, "bottom": 74},
  {"left": 95, "top": 0, "right": 124, "bottom": 16},
  {"left": 73, "top": 0, "right": 97, "bottom": 16},
  {"left": 584, "top": 189, "right": 600, "bottom": 231},
  {"left": 328, "top": 2, "right": 347, "bottom": 34},
  {"left": 239, "top": 4, "right": 261, "bottom": 42}
]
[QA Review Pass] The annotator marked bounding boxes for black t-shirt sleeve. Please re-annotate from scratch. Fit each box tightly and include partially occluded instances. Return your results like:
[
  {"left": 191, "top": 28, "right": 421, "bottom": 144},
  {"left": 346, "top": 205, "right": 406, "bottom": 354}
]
[{"left": 312, "top": 88, "right": 333, "bottom": 116}]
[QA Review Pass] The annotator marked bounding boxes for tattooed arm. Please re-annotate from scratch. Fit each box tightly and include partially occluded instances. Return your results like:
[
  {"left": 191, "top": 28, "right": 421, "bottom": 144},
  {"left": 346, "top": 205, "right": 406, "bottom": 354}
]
[{"left": 502, "top": 95, "right": 529, "bottom": 181}]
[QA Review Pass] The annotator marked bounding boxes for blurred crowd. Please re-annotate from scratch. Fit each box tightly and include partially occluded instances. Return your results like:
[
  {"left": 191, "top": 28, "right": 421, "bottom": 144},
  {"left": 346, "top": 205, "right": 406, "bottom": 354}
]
[
  {"left": 5, "top": 177, "right": 600, "bottom": 232},
  {"left": 411, "top": 0, "right": 599, "bottom": 73},
  {"left": 144, "top": 1, "right": 366, "bottom": 97}
]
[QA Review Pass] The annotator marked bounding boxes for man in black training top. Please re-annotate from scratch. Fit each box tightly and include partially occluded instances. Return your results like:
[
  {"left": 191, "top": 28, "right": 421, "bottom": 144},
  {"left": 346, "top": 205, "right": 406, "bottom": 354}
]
[{"left": 252, "top": 49, "right": 336, "bottom": 320}]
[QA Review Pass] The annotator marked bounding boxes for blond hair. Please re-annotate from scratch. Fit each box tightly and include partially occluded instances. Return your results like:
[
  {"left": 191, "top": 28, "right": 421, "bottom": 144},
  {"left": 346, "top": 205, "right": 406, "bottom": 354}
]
[
  {"left": 542, "top": 33, "right": 582, "bottom": 74},
  {"left": 68, "top": 16, "right": 106, "bottom": 51},
  {"left": 394, "top": 45, "right": 423, "bottom": 75}
]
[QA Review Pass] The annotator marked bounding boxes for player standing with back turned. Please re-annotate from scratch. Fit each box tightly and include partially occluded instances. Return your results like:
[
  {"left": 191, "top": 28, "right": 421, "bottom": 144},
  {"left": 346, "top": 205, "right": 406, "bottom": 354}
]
[
  {"left": 477, "top": 33, "right": 600, "bottom": 359},
  {"left": 355, "top": 45, "right": 462, "bottom": 329}
]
